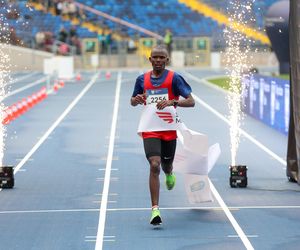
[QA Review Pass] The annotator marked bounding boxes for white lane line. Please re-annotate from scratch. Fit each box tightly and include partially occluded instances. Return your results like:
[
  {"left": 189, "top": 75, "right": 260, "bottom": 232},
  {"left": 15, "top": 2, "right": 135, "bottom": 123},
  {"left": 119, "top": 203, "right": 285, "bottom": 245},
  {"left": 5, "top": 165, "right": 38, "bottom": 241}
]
[
  {"left": 86, "top": 235, "right": 116, "bottom": 242},
  {"left": 96, "top": 177, "right": 119, "bottom": 181},
  {"left": 9, "top": 72, "right": 38, "bottom": 85},
  {"left": 1, "top": 205, "right": 300, "bottom": 215},
  {"left": 92, "top": 200, "right": 117, "bottom": 204},
  {"left": 107, "top": 205, "right": 300, "bottom": 211},
  {"left": 13, "top": 73, "right": 99, "bottom": 174},
  {"left": 228, "top": 235, "right": 258, "bottom": 238},
  {"left": 98, "top": 168, "right": 118, "bottom": 171},
  {"left": 95, "top": 72, "right": 122, "bottom": 250},
  {"left": 4, "top": 76, "right": 47, "bottom": 100},
  {"left": 0, "top": 208, "right": 99, "bottom": 214},
  {"left": 16, "top": 169, "right": 26, "bottom": 172},
  {"left": 209, "top": 180, "right": 254, "bottom": 250},
  {"left": 192, "top": 93, "right": 286, "bottom": 166},
  {"left": 94, "top": 193, "right": 118, "bottom": 196},
  {"left": 15, "top": 158, "right": 33, "bottom": 162}
]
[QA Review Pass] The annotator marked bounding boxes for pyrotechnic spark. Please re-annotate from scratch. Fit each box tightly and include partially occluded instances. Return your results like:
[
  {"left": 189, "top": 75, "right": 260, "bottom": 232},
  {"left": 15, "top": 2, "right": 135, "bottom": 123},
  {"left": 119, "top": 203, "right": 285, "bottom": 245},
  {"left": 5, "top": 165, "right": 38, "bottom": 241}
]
[
  {"left": 0, "top": 0, "right": 12, "bottom": 166},
  {"left": 224, "top": 0, "right": 254, "bottom": 165}
]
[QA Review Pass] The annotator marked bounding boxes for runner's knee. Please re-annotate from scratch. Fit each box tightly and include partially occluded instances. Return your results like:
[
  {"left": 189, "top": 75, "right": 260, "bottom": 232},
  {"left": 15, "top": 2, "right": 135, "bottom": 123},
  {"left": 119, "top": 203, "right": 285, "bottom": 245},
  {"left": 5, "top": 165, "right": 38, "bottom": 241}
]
[{"left": 149, "top": 156, "right": 161, "bottom": 175}]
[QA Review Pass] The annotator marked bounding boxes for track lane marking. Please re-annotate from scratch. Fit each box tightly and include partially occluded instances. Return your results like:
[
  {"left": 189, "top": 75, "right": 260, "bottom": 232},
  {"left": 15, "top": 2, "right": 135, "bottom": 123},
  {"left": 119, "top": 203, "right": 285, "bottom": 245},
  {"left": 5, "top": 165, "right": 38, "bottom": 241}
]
[
  {"left": 8, "top": 72, "right": 39, "bottom": 85},
  {"left": 1, "top": 205, "right": 300, "bottom": 214},
  {"left": 95, "top": 72, "right": 122, "bottom": 250},
  {"left": 228, "top": 235, "right": 258, "bottom": 238},
  {"left": 12, "top": 73, "right": 99, "bottom": 175},
  {"left": 189, "top": 92, "right": 258, "bottom": 250},
  {"left": 184, "top": 72, "right": 288, "bottom": 249},
  {"left": 4, "top": 76, "right": 48, "bottom": 100},
  {"left": 209, "top": 180, "right": 254, "bottom": 249}
]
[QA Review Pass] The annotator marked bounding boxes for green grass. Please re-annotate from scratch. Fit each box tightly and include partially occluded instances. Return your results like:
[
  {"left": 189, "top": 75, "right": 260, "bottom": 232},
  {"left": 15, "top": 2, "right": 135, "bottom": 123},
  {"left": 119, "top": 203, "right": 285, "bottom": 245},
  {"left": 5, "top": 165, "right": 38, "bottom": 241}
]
[
  {"left": 278, "top": 74, "right": 290, "bottom": 80},
  {"left": 208, "top": 74, "right": 290, "bottom": 90},
  {"left": 208, "top": 77, "right": 230, "bottom": 90}
]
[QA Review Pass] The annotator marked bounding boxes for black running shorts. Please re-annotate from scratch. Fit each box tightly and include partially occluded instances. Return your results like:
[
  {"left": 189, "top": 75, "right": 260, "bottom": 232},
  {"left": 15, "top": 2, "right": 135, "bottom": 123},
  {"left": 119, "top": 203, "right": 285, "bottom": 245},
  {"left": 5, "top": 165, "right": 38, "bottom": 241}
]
[{"left": 143, "top": 138, "right": 177, "bottom": 163}]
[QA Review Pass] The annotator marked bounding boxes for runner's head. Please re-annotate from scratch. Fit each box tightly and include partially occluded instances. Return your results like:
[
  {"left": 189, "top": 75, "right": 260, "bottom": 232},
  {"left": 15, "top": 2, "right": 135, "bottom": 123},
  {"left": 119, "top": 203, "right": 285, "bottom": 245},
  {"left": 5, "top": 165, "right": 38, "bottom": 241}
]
[{"left": 149, "top": 45, "right": 169, "bottom": 75}]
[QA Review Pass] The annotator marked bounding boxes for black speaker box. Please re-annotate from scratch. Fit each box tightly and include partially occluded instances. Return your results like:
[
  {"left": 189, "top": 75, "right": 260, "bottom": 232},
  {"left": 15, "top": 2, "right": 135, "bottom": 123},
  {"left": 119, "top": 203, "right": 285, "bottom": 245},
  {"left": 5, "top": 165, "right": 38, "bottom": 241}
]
[
  {"left": 230, "top": 165, "right": 247, "bottom": 188},
  {"left": 0, "top": 166, "right": 14, "bottom": 188}
]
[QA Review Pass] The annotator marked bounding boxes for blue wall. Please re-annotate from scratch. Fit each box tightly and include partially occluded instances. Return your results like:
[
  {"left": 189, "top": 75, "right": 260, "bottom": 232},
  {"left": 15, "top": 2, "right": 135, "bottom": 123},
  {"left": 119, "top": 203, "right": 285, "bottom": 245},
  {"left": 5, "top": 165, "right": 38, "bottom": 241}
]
[{"left": 242, "top": 74, "right": 290, "bottom": 135}]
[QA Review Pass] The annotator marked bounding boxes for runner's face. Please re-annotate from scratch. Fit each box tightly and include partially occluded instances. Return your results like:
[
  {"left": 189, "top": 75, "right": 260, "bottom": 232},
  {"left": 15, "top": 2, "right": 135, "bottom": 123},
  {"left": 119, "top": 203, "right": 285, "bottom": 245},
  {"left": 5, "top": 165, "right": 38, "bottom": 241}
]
[{"left": 149, "top": 49, "right": 169, "bottom": 73}]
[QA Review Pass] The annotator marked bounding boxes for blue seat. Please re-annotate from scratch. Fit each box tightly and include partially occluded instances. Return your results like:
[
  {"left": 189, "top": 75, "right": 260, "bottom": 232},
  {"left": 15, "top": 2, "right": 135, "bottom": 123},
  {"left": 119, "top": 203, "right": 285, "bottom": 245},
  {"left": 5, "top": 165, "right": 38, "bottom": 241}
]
[{"left": 5, "top": 0, "right": 279, "bottom": 46}]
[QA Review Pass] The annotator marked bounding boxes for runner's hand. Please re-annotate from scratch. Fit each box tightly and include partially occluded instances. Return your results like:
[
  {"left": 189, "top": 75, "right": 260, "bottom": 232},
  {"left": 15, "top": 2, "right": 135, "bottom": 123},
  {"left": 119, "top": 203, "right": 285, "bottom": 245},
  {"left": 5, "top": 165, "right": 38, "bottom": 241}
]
[
  {"left": 156, "top": 100, "right": 173, "bottom": 110},
  {"left": 134, "top": 94, "right": 146, "bottom": 105}
]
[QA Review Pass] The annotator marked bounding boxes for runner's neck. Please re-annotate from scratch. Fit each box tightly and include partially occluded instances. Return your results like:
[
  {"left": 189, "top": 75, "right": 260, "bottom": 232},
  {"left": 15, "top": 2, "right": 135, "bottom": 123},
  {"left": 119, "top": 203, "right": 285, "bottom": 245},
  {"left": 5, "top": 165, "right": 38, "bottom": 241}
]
[{"left": 151, "top": 69, "right": 165, "bottom": 78}]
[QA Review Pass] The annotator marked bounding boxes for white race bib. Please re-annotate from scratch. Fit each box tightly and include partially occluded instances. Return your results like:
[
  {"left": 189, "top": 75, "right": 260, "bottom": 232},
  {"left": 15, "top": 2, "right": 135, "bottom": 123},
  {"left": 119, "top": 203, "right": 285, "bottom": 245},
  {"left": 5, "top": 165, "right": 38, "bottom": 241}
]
[{"left": 146, "top": 88, "right": 168, "bottom": 105}]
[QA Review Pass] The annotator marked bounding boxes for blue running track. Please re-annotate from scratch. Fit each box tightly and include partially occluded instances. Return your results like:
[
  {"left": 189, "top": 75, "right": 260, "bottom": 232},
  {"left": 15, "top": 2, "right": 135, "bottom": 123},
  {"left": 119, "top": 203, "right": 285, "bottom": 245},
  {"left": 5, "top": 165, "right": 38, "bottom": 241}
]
[{"left": 0, "top": 69, "right": 299, "bottom": 250}]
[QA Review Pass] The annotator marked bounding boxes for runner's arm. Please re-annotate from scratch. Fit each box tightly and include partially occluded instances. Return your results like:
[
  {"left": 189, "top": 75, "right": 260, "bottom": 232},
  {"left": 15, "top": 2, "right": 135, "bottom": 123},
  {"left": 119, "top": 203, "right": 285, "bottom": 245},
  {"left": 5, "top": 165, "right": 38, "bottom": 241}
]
[
  {"left": 173, "top": 94, "right": 195, "bottom": 107},
  {"left": 131, "top": 75, "right": 145, "bottom": 106},
  {"left": 131, "top": 94, "right": 146, "bottom": 106},
  {"left": 156, "top": 94, "right": 195, "bottom": 109},
  {"left": 170, "top": 73, "right": 195, "bottom": 107}
]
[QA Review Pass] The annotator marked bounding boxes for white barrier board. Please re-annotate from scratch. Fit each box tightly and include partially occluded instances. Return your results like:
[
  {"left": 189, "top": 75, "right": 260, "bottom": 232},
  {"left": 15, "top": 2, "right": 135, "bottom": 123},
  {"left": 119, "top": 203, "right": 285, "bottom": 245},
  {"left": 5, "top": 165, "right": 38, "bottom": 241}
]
[
  {"left": 43, "top": 56, "right": 74, "bottom": 79},
  {"left": 171, "top": 51, "right": 185, "bottom": 67}
]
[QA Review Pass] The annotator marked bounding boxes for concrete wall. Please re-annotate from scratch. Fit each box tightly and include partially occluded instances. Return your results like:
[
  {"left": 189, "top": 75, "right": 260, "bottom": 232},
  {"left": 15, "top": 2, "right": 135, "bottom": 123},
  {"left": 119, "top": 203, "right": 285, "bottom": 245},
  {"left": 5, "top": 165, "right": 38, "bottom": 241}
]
[{"left": 2, "top": 44, "right": 53, "bottom": 71}]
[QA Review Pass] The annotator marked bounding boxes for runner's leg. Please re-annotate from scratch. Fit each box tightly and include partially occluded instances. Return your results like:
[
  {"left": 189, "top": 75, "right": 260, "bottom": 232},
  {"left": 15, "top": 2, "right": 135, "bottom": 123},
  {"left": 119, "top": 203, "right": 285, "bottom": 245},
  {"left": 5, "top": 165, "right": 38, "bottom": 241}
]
[
  {"left": 161, "top": 139, "right": 176, "bottom": 174},
  {"left": 143, "top": 138, "right": 162, "bottom": 207}
]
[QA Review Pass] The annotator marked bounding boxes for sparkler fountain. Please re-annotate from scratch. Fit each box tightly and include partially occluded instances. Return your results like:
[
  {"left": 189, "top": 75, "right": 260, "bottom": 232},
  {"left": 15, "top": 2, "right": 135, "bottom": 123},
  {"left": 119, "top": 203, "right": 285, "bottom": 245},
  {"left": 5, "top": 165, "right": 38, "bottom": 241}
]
[
  {"left": 0, "top": 1, "right": 14, "bottom": 188},
  {"left": 224, "top": 0, "right": 255, "bottom": 187}
]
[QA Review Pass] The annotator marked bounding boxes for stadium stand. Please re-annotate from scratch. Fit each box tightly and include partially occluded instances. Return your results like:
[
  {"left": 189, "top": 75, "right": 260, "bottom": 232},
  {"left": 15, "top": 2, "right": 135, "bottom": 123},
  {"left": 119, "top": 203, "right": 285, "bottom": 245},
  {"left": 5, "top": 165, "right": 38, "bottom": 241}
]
[
  {"left": 2, "top": 0, "right": 280, "bottom": 52},
  {"left": 75, "top": 0, "right": 223, "bottom": 37},
  {"left": 201, "top": 0, "right": 278, "bottom": 29},
  {"left": 2, "top": 1, "right": 96, "bottom": 53},
  {"left": 73, "top": 0, "right": 278, "bottom": 43}
]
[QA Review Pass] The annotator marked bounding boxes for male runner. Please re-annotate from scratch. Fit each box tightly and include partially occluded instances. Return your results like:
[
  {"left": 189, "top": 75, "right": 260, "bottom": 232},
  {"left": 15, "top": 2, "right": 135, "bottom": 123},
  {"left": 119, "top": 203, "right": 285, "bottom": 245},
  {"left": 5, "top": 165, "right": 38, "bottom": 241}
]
[{"left": 131, "top": 45, "right": 195, "bottom": 225}]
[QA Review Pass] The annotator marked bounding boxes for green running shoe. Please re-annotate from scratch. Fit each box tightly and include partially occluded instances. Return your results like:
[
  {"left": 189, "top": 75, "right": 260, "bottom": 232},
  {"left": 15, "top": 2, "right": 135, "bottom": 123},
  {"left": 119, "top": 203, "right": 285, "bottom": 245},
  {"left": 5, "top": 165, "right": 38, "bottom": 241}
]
[
  {"left": 150, "top": 208, "right": 162, "bottom": 225},
  {"left": 165, "top": 173, "right": 176, "bottom": 190}
]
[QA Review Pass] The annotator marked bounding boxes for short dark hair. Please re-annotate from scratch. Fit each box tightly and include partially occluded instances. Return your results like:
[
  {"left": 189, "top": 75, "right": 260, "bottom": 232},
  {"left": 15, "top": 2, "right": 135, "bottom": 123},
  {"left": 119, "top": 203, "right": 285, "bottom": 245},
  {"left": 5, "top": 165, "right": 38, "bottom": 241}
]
[{"left": 151, "top": 45, "right": 169, "bottom": 56}]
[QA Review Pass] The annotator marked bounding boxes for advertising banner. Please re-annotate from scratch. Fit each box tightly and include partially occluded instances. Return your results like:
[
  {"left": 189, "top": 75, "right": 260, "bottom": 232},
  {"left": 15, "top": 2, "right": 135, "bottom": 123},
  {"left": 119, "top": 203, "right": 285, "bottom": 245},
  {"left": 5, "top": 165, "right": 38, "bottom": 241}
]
[{"left": 242, "top": 74, "right": 289, "bottom": 135}]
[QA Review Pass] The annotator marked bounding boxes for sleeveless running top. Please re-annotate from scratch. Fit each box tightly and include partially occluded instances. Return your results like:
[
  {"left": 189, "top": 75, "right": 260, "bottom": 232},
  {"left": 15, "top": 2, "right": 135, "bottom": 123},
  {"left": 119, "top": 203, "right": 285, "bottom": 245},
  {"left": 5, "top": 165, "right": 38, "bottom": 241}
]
[{"left": 142, "top": 70, "right": 178, "bottom": 140}]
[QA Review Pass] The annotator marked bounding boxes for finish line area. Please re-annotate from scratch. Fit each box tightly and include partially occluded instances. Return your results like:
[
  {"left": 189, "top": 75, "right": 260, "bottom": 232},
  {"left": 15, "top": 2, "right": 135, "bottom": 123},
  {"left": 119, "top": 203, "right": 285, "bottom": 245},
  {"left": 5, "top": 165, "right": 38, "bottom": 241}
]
[{"left": 0, "top": 69, "right": 299, "bottom": 250}]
